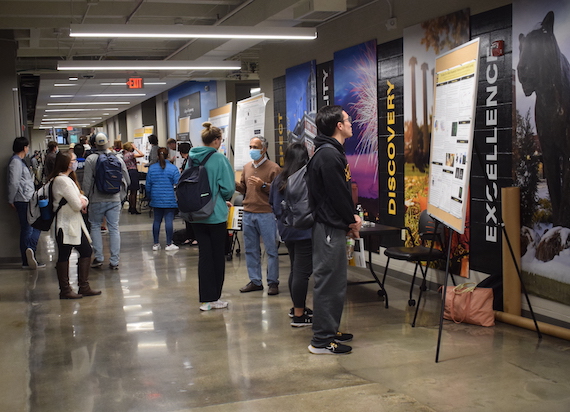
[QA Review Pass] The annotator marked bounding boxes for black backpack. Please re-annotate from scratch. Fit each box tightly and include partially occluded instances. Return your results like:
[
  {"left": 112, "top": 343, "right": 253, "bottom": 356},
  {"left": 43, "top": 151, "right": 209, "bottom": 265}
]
[
  {"left": 95, "top": 152, "right": 122, "bottom": 194},
  {"left": 176, "top": 151, "right": 216, "bottom": 221},
  {"left": 282, "top": 143, "right": 333, "bottom": 230},
  {"left": 27, "top": 179, "right": 67, "bottom": 231}
]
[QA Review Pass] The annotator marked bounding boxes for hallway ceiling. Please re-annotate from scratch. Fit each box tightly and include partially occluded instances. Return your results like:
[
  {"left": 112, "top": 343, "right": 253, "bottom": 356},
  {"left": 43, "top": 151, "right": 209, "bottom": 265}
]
[{"left": 0, "top": 0, "right": 379, "bottom": 131}]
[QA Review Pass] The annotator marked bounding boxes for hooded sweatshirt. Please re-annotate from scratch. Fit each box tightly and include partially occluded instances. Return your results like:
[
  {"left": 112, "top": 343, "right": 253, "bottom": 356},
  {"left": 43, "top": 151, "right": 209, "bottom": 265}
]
[
  {"left": 188, "top": 146, "right": 235, "bottom": 224},
  {"left": 307, "top": 134, "right": 356, "bottom": 231}
]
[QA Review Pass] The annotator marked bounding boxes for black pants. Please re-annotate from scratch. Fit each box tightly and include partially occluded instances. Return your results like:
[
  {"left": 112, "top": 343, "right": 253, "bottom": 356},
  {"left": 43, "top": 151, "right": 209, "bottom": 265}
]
[
  {"left": 56, "top": 229, "right": 92, "bottom": 263},
  {"left": 192, "top": 222, "right": 227, "bottom": 302},
  {"left": 285, "top": 239, "right": 313, "bottom": 309}
]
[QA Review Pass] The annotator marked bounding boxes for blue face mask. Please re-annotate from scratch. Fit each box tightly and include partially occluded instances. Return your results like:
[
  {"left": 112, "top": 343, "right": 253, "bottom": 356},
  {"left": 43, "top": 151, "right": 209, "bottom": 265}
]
[{"left": 250, "top": 149, "right": 262, "bottom": 161}]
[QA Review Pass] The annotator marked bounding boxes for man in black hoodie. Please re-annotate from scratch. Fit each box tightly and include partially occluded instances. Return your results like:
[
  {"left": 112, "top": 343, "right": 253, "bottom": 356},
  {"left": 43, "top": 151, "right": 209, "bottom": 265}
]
[{"left": 307, "top": 105, "right": 361, "bottom": 355}]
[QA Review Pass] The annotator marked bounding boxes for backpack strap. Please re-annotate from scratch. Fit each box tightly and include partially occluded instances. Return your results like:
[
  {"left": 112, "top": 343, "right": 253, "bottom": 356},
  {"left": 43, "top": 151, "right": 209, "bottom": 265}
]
[
  {"left": 307, "top": 143, "right": 335, "bottom": 215},
  {"left": 199, "top": 150, "right": 216, "bottom": 166}
]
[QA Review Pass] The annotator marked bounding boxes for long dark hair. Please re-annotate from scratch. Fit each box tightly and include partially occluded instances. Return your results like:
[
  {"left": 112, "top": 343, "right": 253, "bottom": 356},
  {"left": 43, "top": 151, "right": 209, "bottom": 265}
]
[
  {"left": 278, "top": 143, "right": 309, "bottom": 193},
  {"left": 47, "top": 150, "right": 80, "bottom": 189},
  {"left": 157, "top": 147, "right": 169, "bottom": 169}
]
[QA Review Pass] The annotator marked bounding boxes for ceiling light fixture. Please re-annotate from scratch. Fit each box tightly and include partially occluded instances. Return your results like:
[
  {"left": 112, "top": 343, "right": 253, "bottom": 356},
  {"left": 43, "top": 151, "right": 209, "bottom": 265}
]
[
  {"left": 45, "top": 108, "right": 120, "bottom": 112},
  {"left": 70, "top": 24, "right": 317, "bottom": 40},
  {"left": 90, "top": 93, "right": 146, "bottom": 97},
  {"left": 54, "top": 83, "right": 78, "bottom": 87},
  {"left": 99, "top": 82, "right": 167, "bottom": 86},
  {"left": 47, "top": 102, "right": 130, "bottom": 106},
  {"left": 58, "top": 60, "right": 241, "bottom": 71},
  {"left": 50, "top": 95, "right": 74, "bottom": 98}
]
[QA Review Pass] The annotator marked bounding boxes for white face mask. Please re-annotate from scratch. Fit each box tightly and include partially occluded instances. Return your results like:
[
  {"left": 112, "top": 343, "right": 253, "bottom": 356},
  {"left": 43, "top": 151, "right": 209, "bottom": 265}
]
[{"left": 70, "top": 161, "right": 78, "bottom": 172}]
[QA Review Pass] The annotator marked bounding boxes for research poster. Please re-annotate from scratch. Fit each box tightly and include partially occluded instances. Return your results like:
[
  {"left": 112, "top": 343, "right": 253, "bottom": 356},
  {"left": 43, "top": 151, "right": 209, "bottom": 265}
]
[
  {"left": 428, "top": 38, "right": 479, "bottom": 234},
  {"left": 234, "top": 94, "right": 268, "bottom": 170}
]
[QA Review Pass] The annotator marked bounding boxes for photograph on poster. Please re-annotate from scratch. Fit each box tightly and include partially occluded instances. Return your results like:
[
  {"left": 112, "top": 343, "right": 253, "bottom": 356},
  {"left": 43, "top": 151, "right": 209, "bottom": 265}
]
[
  {"left": 513, "top": 0, "right": 570, "bottom": 302},
  {"left": 286, "top": 61, "right": 317, "bottom": 152}
]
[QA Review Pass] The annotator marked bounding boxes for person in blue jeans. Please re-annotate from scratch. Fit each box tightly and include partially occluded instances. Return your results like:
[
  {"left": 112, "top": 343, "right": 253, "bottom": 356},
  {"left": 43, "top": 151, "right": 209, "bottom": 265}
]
[
  {"left": 7, "top": 136, "right": 45, "bottom": 269},
  {"left": 236, "top": 136, "right": 281, "bottom": 295},
  {"left": 83, "top": 132, "right": 130, "bottom": 270},
  {"left": 146, "top": 147, "right": 180, "bottom": 251}
]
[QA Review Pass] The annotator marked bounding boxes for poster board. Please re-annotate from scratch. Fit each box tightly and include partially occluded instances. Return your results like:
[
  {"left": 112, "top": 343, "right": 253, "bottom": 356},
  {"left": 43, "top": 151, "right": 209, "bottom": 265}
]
[
  {"left": 209, "top": 102, "right": 234, "bottom": 159},
  {"left": 234, "top": 94, "right": 268, "bottom": 170},
  {"left": 134, "top": 125, "right": 154, "bottom": 170},
  {"left": 427, "top": 38, "right": 480, "bottom": 234}
]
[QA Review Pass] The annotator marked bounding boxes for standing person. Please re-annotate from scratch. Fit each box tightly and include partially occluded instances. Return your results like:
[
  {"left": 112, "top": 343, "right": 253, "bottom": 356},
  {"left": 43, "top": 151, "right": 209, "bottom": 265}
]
[
  {"left": 83, "top": 132, "right": 130, "bottom": 270},
  {"left": 48, "top": 150, "right": 101, "bottom": 299},
  {"left": 307, "top": 105, "right": 361, "bottom": 355},
  {"left": 178, "top": 142, "right": 197, "bottom": 245},
  {"left": 146, "top": 147, "right": 180, "bottom": 251},
  {"left": 122, "top": 142, "right": 144, "bottom": 215},
  {"left": 7, "top": 136, "right": 46, "bottom": 269},
  {"left": 235, "top": 136, "right": 281, "bottom": 295},
  {"left": 166, "top": 138, "right": 177, "bottom": 163},
  {"left": 189, "top": 122, "right": 235, "bottom": 310},
  {"left": 269, "top": 143, "right": 313, "bottom": 326},
  {"left": 146, "top": 134, "right": 159, "bottom": 166},
  {"left": 113, "top": 140, "right": 124, "bottom": 157},
  {"left": 73, "top": 144, "right": 87, "bottom": 188},
  {"left": 43, "top": 140, "right": 58, "bottom": 179}
]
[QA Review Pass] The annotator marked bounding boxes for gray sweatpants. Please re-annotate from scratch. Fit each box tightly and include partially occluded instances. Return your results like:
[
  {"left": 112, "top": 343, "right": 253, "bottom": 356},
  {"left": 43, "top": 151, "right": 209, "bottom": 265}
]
[{"left": 310, "top": 222, "right": 348, "bottom": 347}]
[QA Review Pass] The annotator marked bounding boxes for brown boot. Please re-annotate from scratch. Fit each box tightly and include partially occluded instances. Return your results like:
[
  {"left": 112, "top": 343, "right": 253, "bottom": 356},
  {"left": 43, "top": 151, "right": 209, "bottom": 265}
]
[
  {"left": 77, "top": 257, "right": 101, "bottom": 296},
  {"left": 56, "top": 262, "right": 82, "bottom": 299}
]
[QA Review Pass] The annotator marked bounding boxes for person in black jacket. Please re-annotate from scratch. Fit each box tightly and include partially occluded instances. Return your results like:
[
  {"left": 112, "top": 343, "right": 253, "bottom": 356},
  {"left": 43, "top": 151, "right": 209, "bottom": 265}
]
[{"left": 307, "top": 105, "right": 361, "bottom": 355}]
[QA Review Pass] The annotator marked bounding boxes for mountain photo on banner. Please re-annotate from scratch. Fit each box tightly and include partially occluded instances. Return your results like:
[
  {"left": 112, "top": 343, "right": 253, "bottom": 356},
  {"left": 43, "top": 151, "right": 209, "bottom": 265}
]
[
  {"left": 513, "top": 0, "right": 570, "bottom": 305},
  {"left": 334, "top": 39, "right": 378, "bottom": 219}
]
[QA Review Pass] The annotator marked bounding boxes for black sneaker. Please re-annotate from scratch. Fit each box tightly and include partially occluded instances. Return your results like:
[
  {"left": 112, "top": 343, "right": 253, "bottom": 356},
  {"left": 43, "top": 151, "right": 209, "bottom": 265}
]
[
  {"left": 91, "top": 259, "right": 103, "bottom": 268},
  {"left": 109, "top": 263, "right": 119, "bottom": 270},
  {"left": 288, "top": 307, "right": 313, "bottom": 318},
  {"left": 308, "top": 342, "right": 352, "bottom": 355},
  {"left": 334, "top": 331, "right": 353, "bottom": 343},
  {"left": 291, "top": 314, "right": 312, "bottom": 327}
]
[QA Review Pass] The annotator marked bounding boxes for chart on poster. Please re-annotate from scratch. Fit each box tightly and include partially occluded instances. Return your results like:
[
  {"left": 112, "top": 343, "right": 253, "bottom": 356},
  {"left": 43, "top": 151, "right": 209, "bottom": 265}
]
[{"left": 427, "top": 38, "right": 480, "bottom": 234}]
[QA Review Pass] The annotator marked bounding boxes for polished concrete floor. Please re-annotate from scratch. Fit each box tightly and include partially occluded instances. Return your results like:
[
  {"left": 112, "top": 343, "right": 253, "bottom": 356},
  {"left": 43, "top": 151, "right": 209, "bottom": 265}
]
[{"left": 2, "top": 210, "right": 570, "bottom": 411}]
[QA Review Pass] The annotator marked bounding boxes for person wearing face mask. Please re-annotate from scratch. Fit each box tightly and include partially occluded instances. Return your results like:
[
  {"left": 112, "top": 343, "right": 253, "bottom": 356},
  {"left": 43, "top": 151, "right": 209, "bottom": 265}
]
[
  {"left": 235, "top": 136, "right": 281, "bottom": 295},
  {"left": 48, "top": 150, "right": 100, "bottom": 299}
]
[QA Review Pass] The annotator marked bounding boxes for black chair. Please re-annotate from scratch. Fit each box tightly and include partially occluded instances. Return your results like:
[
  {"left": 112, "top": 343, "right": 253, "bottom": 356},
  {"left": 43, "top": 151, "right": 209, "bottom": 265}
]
[{"left": 381, "top": 210, "right": 447, "bottom": 326}]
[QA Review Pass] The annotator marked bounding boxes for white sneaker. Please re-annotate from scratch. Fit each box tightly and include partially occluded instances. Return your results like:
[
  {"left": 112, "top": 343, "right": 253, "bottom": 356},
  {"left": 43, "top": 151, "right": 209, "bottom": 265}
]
[
  {"left": 165, "top": 244, "right": 179, "bottom": 251},
  {"left": 200, "top": 300, "right": 228, "bottom": 311},
  {"left": 152, "top": 244, "right": 161, "bottom": 251}
]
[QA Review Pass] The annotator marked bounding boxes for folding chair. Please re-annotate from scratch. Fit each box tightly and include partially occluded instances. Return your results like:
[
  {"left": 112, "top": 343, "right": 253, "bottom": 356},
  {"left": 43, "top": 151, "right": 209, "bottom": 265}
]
[{"left": 381, "top": 210, "right": 447, "bottom": 326}]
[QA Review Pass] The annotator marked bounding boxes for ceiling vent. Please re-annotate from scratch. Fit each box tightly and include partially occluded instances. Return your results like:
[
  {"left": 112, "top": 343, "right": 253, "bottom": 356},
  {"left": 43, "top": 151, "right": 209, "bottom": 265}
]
[{"left": 293, "top": 0, "right": 347, "bottom": 21}]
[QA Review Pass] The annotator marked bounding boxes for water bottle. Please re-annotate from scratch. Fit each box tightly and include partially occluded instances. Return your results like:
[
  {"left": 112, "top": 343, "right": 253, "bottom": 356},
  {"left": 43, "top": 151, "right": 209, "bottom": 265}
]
[
  {"left": 346, "top": 237, "right": 355, "bottom": 260},
  {"left": 38, "top": 196, "right": 51, "bottom": 220},
  {"left": 356, "top": 204, "right": 364, "bottom": 221}
]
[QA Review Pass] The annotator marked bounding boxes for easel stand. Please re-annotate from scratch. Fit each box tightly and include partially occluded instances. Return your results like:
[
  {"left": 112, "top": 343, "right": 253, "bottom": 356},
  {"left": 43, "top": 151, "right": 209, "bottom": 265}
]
[{"left": 435, "top": 142, "right": 542, "bottom": 363}]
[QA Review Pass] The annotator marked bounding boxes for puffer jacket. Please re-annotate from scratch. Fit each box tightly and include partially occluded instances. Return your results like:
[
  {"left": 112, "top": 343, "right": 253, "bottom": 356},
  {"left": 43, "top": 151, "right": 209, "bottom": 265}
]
[{"left": 146, "top": 161, "right": 180, "bottom": 209}]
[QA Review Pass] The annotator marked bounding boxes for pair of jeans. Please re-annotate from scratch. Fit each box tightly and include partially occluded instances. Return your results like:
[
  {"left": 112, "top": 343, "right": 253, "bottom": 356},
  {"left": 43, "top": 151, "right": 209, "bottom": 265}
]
[
  {"left": 242, "top": 212, "right": 279, "bottom": 286},
  {"left": 192, "top": 222, "right": 227, "bottom": 302},
  {"left": 285, "top": 238, "right": 313, "bottom": 309},
  {"left": 15, "top": 201, "right": 41, "bottom": 266},
  {"left": 310, "top": 222, "right": 348, "bottom": 347},
  {"left": 88, "top": 201, "right": 121, "bottom": 266},
  {"left": 152, "top": 208, "right": 176, "bottom": 245}
]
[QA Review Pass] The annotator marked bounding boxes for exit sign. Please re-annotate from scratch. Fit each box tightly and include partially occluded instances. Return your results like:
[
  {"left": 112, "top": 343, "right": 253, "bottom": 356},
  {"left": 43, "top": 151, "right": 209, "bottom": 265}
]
[{"left": 127, "top": 77, "right": 144, "bottom": 89}]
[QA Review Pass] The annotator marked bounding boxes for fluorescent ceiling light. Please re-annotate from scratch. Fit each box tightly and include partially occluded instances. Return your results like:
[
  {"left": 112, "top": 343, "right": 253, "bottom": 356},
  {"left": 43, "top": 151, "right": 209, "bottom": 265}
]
[
  {"left": 58, "top": 60, "right": 241, "bottom": 71},
  {"left": 68, "top": 77, "right": 78, "bottom": 81},
  {"left": 70, "top": 24, "right": 317, "bottom": 40},
  {"left": 45, "top": 108, "right": 120, "bottom": 112},
  {"left": 50, "top": 95, "right": 74, "bottom": 98},
  {"left": 90, "top": 93, "right": 146, "bottom": 97},
  {"left": 42, "top": 118, "right": 102, "bottom": 121},
  {"left": 99, "top": 82, "right": 166, "bottom": 86},
  {"left": 47, "top": 102, "right": 130, "bottom": 106},
  {"left": 54, "top": 83, "right": 78, "bottom": 87}
]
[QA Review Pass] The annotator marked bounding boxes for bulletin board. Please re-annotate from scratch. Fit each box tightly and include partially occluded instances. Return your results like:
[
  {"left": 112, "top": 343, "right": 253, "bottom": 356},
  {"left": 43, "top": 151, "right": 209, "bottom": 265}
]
[{"left": 427, "top": 38, "right": 480, "bottom": 234}]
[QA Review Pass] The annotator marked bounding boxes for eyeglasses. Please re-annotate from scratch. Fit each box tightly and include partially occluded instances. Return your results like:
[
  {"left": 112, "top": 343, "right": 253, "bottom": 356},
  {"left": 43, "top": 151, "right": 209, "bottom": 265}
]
[{"left": 342, "top": 115, "right": 352, "bottom": 124}]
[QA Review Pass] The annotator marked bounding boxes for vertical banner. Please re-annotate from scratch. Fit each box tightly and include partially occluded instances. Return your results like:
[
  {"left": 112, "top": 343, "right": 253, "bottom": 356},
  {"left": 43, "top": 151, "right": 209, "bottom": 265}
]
[
  {"left": 317, "top": 60, "right": 334, "bottom": 111},
  {"left": 378, "top": 38, "right": 405, "bottom": 229},
  {"left": 209, "top": 103, "right": 233, "bottom": 158},
  {"left": 273, "top": 75, "right": 287, "bottom": 167},
  {"left": 513, "top": 0, "right": 570, "bottom": 306},
  {"left": 234, "top": 94, "right": 268, "bottom": 170},
  {"left": 334, "top": 40, "right": 379, "bottom": 219},
  {"left": 286, "top": 61, "right": 317, "bottom": 155},
  {"left": 469, "top": 5, "right": 513, "bottom": 277}
]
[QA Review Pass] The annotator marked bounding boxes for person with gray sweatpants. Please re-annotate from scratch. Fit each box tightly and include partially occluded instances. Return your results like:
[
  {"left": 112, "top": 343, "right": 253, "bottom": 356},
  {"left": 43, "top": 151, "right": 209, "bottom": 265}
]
[{"left": 307, "top": 105, "right": 362, "bottom": 355}]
